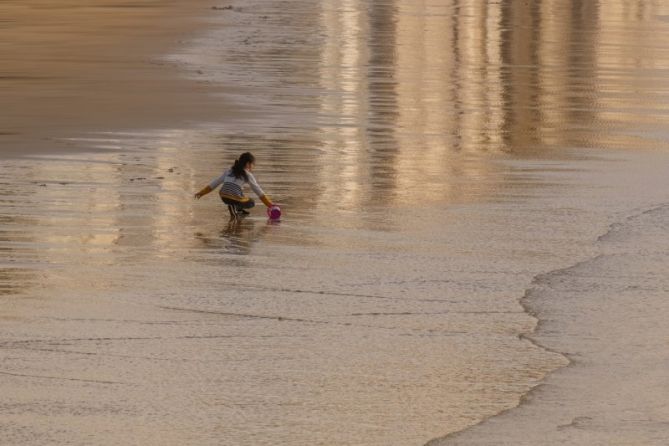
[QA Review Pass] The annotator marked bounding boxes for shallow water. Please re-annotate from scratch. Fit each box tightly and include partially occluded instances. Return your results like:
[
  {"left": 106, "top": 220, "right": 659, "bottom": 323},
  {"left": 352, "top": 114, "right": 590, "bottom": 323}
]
[
  {"left": 430, "top": 169, "right": 669, "bottom": 446},
  {"left": 2, "top": 1, "right": 669, "bottom": 445}
]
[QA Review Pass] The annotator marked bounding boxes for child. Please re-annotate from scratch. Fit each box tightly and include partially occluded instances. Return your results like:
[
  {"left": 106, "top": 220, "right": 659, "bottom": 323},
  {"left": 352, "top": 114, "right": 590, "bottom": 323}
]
[{"left": 195, "top": 152, "right": 274, "bottom": 218}]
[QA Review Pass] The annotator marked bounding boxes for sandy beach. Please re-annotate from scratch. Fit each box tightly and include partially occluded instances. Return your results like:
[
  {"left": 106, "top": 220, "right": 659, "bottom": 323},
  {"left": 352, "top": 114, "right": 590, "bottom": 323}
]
[{"left": 2, "top": 1, "right": 669, "bottom": 445}]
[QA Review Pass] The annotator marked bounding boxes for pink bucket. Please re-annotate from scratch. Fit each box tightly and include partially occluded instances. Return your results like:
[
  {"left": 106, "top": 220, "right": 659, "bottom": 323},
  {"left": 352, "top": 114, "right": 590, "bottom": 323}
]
[{"left": 267, "top": 205, "right": 281, "bottom": 220}]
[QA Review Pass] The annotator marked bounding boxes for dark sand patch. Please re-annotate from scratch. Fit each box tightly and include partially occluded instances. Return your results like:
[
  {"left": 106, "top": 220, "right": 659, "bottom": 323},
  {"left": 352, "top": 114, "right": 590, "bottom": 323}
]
[{"left": 0, "top": 0, "right": 242, "bottom": 159}]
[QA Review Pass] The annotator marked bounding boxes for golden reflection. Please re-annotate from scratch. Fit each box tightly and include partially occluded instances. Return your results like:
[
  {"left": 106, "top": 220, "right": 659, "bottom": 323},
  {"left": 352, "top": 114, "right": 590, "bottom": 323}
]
[
  {"left": 151, "top": 140, "right": 199, "bottom": 256},
  {"left": 310, "top": 0, "right": 669, "bottom": 209},
  {"left": 392, "top": 0, "right": 507, "bottom": 204},
  {"left": 25, "top": 156, "right": 125, "bottom": 263},
  {"left": 317, "top": 0, "right": 371, "bottom": 211}
]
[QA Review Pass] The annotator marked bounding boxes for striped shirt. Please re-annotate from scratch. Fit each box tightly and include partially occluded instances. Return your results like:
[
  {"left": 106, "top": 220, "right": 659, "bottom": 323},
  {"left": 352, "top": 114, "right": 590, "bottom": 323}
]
[{"left": 208, "top": 168, "right": 265, "bottom": 201}]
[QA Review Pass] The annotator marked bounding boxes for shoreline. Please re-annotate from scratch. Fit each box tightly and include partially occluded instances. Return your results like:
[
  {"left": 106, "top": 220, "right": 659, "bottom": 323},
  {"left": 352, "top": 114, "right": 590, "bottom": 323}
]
[
  {"left": 426, "top": 150, "right": 669, "bottom": 445},
  {"left": 426, "top": 259, "right": 579, "bottom": 446},
  {"left": 1, "top": 0, "right": 237, "bottom": 159}
]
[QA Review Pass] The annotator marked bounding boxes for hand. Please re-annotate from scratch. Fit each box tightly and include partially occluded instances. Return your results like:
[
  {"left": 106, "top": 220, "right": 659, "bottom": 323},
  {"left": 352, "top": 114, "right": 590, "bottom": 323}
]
[{"left": 194, "top": 193, "right": 202, "bottom": 199}]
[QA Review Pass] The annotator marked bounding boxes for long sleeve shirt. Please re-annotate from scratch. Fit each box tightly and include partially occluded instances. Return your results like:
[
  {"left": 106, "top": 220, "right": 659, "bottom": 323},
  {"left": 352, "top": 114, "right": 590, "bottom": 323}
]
[{"left": 208, "top": 168, "right": 265, "bottom": 201}]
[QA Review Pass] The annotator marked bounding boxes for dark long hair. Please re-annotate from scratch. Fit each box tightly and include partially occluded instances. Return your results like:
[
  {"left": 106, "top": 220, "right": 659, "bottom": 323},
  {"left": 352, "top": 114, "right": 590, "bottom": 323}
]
[{"left": 231, "top": 152, "right": 255, "bottom": 181}]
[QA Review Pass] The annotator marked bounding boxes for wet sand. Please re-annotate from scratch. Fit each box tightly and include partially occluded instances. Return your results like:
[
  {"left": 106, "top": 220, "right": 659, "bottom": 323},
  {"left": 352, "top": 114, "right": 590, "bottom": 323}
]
[
  {"left": 2, "top": 1, "right": 669, "bottom": 445},
  {"left": 0, "top": 0, "right": 232, "bottom": 158}
]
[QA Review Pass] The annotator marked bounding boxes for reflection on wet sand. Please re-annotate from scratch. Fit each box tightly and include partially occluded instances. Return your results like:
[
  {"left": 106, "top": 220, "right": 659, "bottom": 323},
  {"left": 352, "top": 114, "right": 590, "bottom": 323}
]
[
  {"left": 312, "top": 0, "right": 669, "bottom": 208},
  {"left": 195, "top": 218, "right": 275, "bottom": 256},
  {"left": 2, "top": 0, "right": 669, "bottom": 445}
]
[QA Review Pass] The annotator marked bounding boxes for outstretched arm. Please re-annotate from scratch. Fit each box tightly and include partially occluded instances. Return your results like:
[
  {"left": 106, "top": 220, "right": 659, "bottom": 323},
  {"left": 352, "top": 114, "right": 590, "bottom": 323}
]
[{"left": 194, "top": 185, "right": 213, "bottom": 199}]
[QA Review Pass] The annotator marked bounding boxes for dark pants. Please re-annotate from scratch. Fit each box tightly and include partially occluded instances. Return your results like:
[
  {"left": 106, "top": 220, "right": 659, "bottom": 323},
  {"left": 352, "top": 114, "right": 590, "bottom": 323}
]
[{"left": 221, "top": 196, "right": 255, "bottom": 210}]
